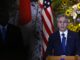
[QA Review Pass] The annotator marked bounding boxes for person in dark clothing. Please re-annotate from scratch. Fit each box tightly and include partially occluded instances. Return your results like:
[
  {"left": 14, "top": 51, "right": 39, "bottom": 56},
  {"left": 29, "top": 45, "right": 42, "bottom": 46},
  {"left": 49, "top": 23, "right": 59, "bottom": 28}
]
[
  {"left": 0, "top": 0, "right": 26, "bottom": 60},
  {"left": 46, "top": 14, "right": 80, "bottom": 56}
]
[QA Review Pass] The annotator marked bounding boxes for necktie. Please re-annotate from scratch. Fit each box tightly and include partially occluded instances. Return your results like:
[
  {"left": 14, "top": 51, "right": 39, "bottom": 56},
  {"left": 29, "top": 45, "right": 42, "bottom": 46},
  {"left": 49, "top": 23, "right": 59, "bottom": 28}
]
[{"left": 62, "top": 33, "right": 66, "bottom": 54}]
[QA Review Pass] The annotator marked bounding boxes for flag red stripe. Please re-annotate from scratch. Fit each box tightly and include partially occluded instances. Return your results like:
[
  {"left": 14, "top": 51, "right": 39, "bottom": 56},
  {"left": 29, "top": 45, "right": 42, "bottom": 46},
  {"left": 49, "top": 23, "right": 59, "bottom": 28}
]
[
  {"left": 42, "top": 10, "right": 53, "bottom": 33},
  {"left": 45, "top": 9, "right": 54, "bottom": 32},
  {"left": 39, "top": 0, "right": 55, "bottom": 58},
  {"left": 42, "top": 31, "right": 48, "bottom": 46},
  {"left": 19, "top": 0, "right": 31, "bottom": 25},
  {"left": 39, "top": 3, "right": 44, "bottom": 9},
  {"left": 42, "top": 16, "right": 52, "bottom": 35},
  {"left": 45, "top": 9, "right": 52, "bottom": 23},
  {"left": 50, "top": 7, "right": 55, "bottom": 32}
]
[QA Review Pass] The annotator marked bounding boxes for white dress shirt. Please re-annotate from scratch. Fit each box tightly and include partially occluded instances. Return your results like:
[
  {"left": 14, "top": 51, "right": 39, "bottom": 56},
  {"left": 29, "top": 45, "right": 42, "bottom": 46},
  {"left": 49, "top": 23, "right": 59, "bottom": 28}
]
[{"left": 59, "top": 30, "right": 68, "bottom": 46}]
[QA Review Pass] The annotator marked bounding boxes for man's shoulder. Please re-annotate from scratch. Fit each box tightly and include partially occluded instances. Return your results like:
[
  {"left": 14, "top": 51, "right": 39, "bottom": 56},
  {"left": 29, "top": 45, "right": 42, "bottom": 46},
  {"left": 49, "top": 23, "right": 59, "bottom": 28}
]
[
  {"left": 49, "top": 31, "right": 59, "bottom": 38},
  {"left": 51, "top": 31, "right": 59, "bottom": 35},
  {"left": 68, "top": 30, "right": 79, "bottom": 38},
  {"left": 68, "top": 30, "right": 78, "bottom": 34}
]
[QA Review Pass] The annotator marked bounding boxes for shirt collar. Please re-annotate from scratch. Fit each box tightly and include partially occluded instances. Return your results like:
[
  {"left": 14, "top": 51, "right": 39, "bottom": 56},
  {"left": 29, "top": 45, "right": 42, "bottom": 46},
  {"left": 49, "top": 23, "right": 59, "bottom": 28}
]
[{"left": 59, "top": 30, "right": 68, "bottom": 36}]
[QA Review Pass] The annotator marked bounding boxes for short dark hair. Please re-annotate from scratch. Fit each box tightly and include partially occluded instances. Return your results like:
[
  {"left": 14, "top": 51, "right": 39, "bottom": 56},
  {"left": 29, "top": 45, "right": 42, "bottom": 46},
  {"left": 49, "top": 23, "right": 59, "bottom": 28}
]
[{"left": 56, "top": 14, "right": 68, "bottom": 21}]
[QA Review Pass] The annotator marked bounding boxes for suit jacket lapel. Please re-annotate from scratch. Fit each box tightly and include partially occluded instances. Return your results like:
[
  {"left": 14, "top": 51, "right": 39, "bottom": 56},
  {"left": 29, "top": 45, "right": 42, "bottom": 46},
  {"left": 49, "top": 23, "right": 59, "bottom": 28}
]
[
  {"left": 54, "top": 31, "right": 62, "bottom": 48},
  {"left": 57, "top": 31, "right": 61, "bottom": 45},
  {"left": 66, "top": 30, "right": 72, "bottom": 50},
  {"left": 53, "top": 31, "right": 64, "bottom": 55}
]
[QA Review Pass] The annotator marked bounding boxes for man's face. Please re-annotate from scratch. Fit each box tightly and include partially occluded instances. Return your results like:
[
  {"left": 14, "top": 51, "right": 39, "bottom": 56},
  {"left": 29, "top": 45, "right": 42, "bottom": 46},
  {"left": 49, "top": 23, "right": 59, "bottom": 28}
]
[{"left": 57, "top": 16, "right": 68, "bottom": 32}]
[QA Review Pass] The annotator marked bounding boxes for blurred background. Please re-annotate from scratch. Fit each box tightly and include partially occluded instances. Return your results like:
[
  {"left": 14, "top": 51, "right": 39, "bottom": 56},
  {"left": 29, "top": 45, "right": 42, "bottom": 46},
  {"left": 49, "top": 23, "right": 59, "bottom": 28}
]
[{"left": 6, "top": 0, "right": 80, "bottom": 60}]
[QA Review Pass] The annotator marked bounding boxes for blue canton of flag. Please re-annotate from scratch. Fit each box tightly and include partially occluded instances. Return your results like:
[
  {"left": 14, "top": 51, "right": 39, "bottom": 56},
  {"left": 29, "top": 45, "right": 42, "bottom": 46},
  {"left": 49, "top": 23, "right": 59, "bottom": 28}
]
[{"left": 43, "top": 0, "right": 53, "bottom": 9}]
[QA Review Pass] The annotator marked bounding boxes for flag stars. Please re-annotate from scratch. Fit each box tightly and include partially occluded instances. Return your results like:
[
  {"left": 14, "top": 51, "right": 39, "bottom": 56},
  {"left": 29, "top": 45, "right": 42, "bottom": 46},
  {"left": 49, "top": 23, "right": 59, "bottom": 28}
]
[
  {"left": 44, "top": 1, "right": 47, "bottom": 4},
  {"left": 43, "top": 0, "right": 51, "bottom": 9},
  {"left": 48, "top": 2, "right": 50, "bottom": 5}
]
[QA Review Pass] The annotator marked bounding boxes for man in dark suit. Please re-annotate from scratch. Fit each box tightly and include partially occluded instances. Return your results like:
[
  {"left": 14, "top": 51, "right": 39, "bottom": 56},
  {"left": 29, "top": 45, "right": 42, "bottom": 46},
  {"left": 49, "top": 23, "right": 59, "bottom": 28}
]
[
  {"left": 46, "top": 14, "right": 80, "bottom": 56},
  {"left": 0, "top": 0, "right": 26, "bottom": 60}
]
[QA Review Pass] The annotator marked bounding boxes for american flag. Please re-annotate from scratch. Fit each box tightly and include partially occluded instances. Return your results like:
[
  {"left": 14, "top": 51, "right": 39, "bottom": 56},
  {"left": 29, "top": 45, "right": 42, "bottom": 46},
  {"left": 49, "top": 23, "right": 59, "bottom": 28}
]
[{"left": 39, "top": 0, "right": 54, "bottom": 58}]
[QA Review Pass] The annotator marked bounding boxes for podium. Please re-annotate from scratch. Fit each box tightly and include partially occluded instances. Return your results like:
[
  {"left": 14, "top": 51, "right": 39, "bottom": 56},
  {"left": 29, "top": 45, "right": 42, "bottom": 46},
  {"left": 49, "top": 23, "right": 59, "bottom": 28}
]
[{"left": 46, "top": 56, "right": 80, "bottom": 60}]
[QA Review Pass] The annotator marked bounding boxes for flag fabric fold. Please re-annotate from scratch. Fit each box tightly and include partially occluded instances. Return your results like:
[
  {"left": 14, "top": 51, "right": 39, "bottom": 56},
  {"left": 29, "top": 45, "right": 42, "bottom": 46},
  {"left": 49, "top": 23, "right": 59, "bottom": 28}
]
[
  {"left": 39, "top": 0, "right": 54, "bottom": 58},
  {"left": 19, "top": 0, "right": 31, "bottom": 25}
]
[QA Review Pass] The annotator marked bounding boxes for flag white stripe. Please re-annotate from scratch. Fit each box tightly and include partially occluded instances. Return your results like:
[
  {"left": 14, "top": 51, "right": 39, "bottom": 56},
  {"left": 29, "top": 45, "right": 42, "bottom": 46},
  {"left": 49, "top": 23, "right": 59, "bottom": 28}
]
[
  {"left": 43, "top": 25, "right": 49, "bottom": 41},
  {"left": 47, "top": 7, "right": 54, "bottom": 25},
  {"left": 42, "top": 10, "right": 53, "bottom": 33},
  {"left": 43, "top": 40, "right": 47, "bottom": 51},
  {"left": 39, "top": 0, "right": 54, "bottom": 58}
]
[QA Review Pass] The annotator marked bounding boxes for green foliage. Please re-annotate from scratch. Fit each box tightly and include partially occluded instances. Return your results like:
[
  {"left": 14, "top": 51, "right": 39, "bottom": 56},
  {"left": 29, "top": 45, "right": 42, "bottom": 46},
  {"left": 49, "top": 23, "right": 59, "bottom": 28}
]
[{"left": 52, "top": 0, "right": 79, "bottom": 28}]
